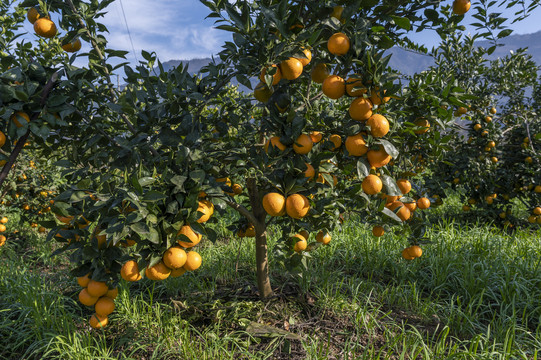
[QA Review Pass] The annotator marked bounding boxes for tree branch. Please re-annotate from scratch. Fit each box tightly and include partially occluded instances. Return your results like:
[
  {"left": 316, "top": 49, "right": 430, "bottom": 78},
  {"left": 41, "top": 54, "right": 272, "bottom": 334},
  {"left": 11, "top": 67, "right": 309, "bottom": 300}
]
[{"left": 224, "top": 199, "right": 258, "bottom": 227}]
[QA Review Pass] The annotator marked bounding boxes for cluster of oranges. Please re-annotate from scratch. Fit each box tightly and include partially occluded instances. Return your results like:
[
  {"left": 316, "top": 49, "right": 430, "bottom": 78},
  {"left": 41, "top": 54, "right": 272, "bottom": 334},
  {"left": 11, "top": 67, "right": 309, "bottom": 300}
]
[
  {"left": 77, "top": 275, "right": 118, "bottom": 329},
  {"left": 0, "top": 216, "right": 8, "bottom": 247},
  {"left": 27, "top": 7, "right": 82, "bottom": 52}
]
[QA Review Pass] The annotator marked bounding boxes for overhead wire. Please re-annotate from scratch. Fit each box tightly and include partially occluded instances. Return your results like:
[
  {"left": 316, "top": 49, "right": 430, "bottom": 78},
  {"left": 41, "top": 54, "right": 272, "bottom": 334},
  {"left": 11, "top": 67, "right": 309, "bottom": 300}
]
[{"left": 118, "top": 0, "right": 138, "bottom": 64}]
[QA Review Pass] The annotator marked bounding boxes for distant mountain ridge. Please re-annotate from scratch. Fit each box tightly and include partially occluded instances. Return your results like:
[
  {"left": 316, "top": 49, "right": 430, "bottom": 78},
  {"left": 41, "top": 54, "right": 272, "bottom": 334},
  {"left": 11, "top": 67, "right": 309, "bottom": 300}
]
[{"left": 159, "top": 30, "right": 541, "bottom": 82}]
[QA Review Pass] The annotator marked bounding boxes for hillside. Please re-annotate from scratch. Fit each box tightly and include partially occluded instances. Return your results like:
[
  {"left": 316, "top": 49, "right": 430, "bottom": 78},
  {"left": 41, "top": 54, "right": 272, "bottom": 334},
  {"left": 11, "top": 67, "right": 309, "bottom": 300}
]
[{"left": 159, "top": 30, "right": 541, "bottom": 82}]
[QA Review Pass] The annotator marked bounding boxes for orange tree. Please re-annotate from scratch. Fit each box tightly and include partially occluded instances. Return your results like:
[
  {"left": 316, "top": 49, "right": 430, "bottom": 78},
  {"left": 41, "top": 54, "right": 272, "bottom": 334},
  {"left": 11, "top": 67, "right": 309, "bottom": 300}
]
[{"left": 1, "top": 0, "right": 539, "bottom": 328}]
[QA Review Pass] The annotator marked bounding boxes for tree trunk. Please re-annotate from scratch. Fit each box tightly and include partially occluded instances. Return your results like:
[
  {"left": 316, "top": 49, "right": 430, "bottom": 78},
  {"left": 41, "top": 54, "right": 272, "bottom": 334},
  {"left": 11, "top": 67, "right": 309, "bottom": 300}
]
[{"left": 247, "top": 178, "right": 273, "bottom": 299}]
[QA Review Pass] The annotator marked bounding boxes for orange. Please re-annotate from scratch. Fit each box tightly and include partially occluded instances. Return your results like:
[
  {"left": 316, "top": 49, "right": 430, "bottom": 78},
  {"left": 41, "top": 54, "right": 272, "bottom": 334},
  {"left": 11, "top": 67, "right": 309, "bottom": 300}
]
[
  {"left": 309, "top": 131, "right": 323, "bottom": 143},
  {"left": 170, "top": 268, "right": 187, "bottom": 277},
  {"left": 216, "top": 177, "right": 232, "bottom": 187},
  {"left": 370, "top": 89, "right": 390, "bottom": 106},
  {"left": 316, "top": 231, "right": 331, "bottom": 245},
  {"left": 533, "top": 207, "right": 541, "bottom": 215},
  {"left": 177, "top": 224, "right": 202, "bottom": 248},
  {"left": 89, "top": 314, "right": 108, "bottom": 329},
  {"left": 488, "top": 141, "right": 496, "bottom": 148},
  {"left": 27, "top": 7, "right": 40, "bottom": 24},
  {"left": 367, "top": 114, "right": 389, "bottom": 137},
  {"left": 295, "top": 48, "right": 312, "bottom": 66},
  {"left": 329, "top": 134, "right": 342, "bottom": 150},
  {"left": 304, "top": 163, "right": 315, "bottom": 179},
  {"left": 534, "top": 185, "right": 541, "bottom": 193},
  {"left": 262, "top": 192, "right": 286, "bottom": 216},
  {"left": 491, "top": 157, "right": 498, "bottom": 163},
  {"left": 87, "top": 280, "right": 109, "bottom": 297},
  {"left": 362, "top": 175, "right": 383, "bottom": 195},
  {"left": 183, "top": 251, "right": 202, "bottom": 271},
  {"left": 331, "top": 6, "right": 344, "bottom": 22},
  {"left": 453, "top": 0, "right": 471, "bottom": 15},
  {"left": 0, "top": 235, "right": 5, "bottom": 246},
  {"left": 407, "top": 245, "right": 423, "bottom": 258},
  {"left": 397, "top": 179, "right": 412, "bottom": 194},
  {"left": 105, "top": 288, "right": 118, "bottom": 299},
  {"left": 0, "top": 217, "right": 7, "bottom": 224},
  {"left": 0, "top": 225, "right": 5, "bottom": 233},
  {"left": 244, "top": 224, "right": 256, "bottom": 237},
  {"left": 463, "top": 205, "right": 471, "bottom": 212},
  {"left": 62, "top": 38, "right": 82, "bottom": 52},
  {"left": 163, "top": 246, "right": 187, "bottom": 270},
  {"left": 346, "top": 77, "right": 366, "bottom": 97},
  {"left": 417, "top": 197, "right": 431, "bottom": 210},
  {"left": 254, "top": 82, "right": 272, "bottom": 103},
  {"left": 490, "top": 107, "right": 497, "bottom": 114},
  {"left": 414, "top": 118, "right": 430, "bottom": 134},
  {"left": 322, "top": 75, "right": 346, "bottom": 100},
  {"left": 294, "top": 237, "right": 307, "bottom": 252},
  {"left": 485, "top": 116, "right": 492, "bottom": 123},
  {"left": 388, "top": 201, "right": 411, "bottom": 221},
  {"left": 293, "top": 134, "right": 313, "bottom": 155},
  {"left": 232, "top": 184, "right": 243, "bottom": 194},
  {"left": 77, "top": 273, "right": 91, "bottom": 287},
  {"left": 402, "top": 248, "right": 414, "bottom": 260},
  {"left": 372, "top": 226, "right": 384, "bottom": 237},
  {"left": 34, "top": 18, "right": 57, "bottom": 38},
  {"left": 121, "top": 260, "right": 142, "bottom": 282},
  {"left": 196, "top": 199, "right": 214, "bottom": 223},
  {"left": 56, "top": 214, "right": 73, "bottom": 224},
  {"left": 349, "top": 98, "right": 373, "bottom": 121},
  {"left": 265, "top": 136, "right": 286, "bottom": 153},
  {"left": 280, "top": 58, "right": 303, "bottom": 80},
  {"left": 95, "top": 296, "right": 115, "bottom": 317},
  {"left": 260, "top": 64, "right": 281, "bottom": 85},
  {"left": 382, "top": 194, "right": 399, "bottom": 204},
  {"left": 345, "top": 133, "right": 367, "bottom": 156},
  {"left": 367, "top": 146, "right": 391, "bottom": 168},
  {"left": 327, "top": 32, "right": 350, "bottom": 56},
  {"left": 286, "top": 194, "right": 310, "bottom": 219},
  {"left": 79, "top": 288, "right": 99, "bottom": 306},
  {"left": 457, "top": 106, "right": 468, "bottom": 115},
  {"left": 299, "top": 230, "right": 309, "bottom": 240},
  {"left": 0, "top": 131, "right": 6, "bottom": 148},
  {"left": 11, "top": 112, "right": 30, "bottom": 128},
  {"left": 145, "top": 261, "right": 171, "bottom": 280},
  {"left": 311, "top": 63, "right": 330, "bottom": 84}
]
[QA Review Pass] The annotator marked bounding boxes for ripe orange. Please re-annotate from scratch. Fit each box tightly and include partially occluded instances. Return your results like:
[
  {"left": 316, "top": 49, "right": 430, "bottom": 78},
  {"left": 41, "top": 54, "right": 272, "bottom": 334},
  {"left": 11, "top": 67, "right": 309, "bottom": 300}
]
[
  {"left": 244, "top": 225, "right": 256, "bottom": 237},
  {"left": 146, "top": 261, "right": 171, "bottom": 280},
  {"left": 367, "top": 114, "right": 389, "bottom": 137},
  {"left": 170, "top": 268, "right": 187, "bottom": 277},
  {"left": 265, "top": 136, "right": 287, "bottom": 153},
  {"left": 304, "top": 163, "right": 315, "bottom": 179},
  {"left": 262, "top": 192, "right": 286, "bottom": 216},
  {"left": 183, "top": 251, "right": 202, "bottom": 271},
  {"left": 453, "top": 0, "right": 471, "bottom": 15},
  {"left": 295, "top": 48, "right": 312, "bottom": 66},
  {"left": 346, "top": 77, "right": 366, "bottom": 97},
  {"left": 163, "top": 246, "right": 187, "bottom": 270},
  {"left": 62, "top": 38, "right": 82, "bottom": 52},
  {"left": 280, "top": 58, "right": 303, "bottom": 80},
  {"left": 397, "top": 179, "right": 412, "bottom": 194},
  {"left": 286, "top": 194, "right": 310, "bottom": 219},
  {"left": 121, "top": 260, "right": 142, "bottom": 282},
  {"left": 316, "top": 231, "right": 331, "bottom": 245},
  {"left": 34, "top": 18, "right": 57, "bottom": 38},
  {"left": 382, "top": 194, "right": 399, "bottom": 204},
  {"left": 293, "top": 134, "right": 313, "bottom": 154},
  {"left": 260, "top": 64, "right": 281, "bottom": 85},
  {"left": 417, "top": 197, "right": 431, "bottom": 210},
  {"left": 327, "top": 32, "right": 350, "bottom": 56},
  {"left": 196, "top": 199, "right": 214, "bottom": 223},
  {"left": 407, "top": 245, "right": 423, "bottom": 258},
  {"left": 367, "top": 146, "right": 392, "bottom": 168},
  {"left": 349, "top": 97, "right": 373, "bottom": 121},
  {"left": 329, "top": 134, "right": 342, "bottom": 150},
  {"left": 294, "top": 237, "right": 307, "bottom": 252},
  {"left": 414, "top": 118, "right": 430, "bottom": 134},
  {"left": 533, "top": 207, "right": 541, "bottom": 215},
  {"left": 491, "top": 157, "right": 498, "bottom": 163},
  {"left": 331, "top": 6, "right": 344, "bottom": 22},
  {"left": 299, "top": 230, "right": 309, "bottom": 240},
  {"left": 370, "top": 88, "right": 390, "bottom": 105},
  {"left": 388, "top": 201, "right": 411, "bottom": 221},
  {"left": 89, "top": 313, "right": 108, "bottom": 329},
  {"left": 254, "top": 82, "right": 272, "bottom": 103},
  {"left": 362, "top": 175, "right": 383, "bottom": 195},
  {"left": 404, "top": 202, "right": 417, "bottom": 212},
  {"left": 232, "top": 184, "right": 243, "bottom": 194},
  {"left": 106, "top": 288, "right": 118, "bottom": 299},
  {"left": 0, "top": 225, "right": 6, "bottom": 233},
  {"left": 0, "top": 131, "right": 5, "bottom": 148},
  {"left": 11, "top": 112, "right": 30, "bottom": 128},
  {"left": 490, "top": 107, "right": 497, "bottom": 114},
  {"left": 372, "top": 226, "right": 384, "bottom": 237},
  {"left": 485, "top": 116, "right": 492, "bottom": 123},
  {"left": 0, "top": 235, "right": 5, "bottom": 246},
  {"left": 77, "top": 273, "right": 91, "bottom": 287},
  {"left": 79, "top": 288, "right": 99, "bottom": 306},
  {"left": 177, "top": 224, "right": 202, "bottom": 248},
  {"left": 534, "top": 185, "right": 541, "bottom": 193},
  {"left": 27, "top": 7, "right": 40, "bottom": 24},
  {"left": 322, "top": 75, "right": 346, "bottom": 99},
  {"left": 345, "top": 133, "right": 367, "bottom": 156},
  {"left": 87, "top": 280, "right": 109, "bottom": 298},
  {"left": 311, "top": 63, "right": 330, "bottom": 84},
  {"left": 309, "top": 131, "right": 323, "bottom": 143},
  {"left": 0, "top": 217, "right": 7, "bottom": 224},
  {"left": 402, "top": 248, "right": 414, "bottom": 260},
  {"left": 95, "top": 296, "right": 115, "bottom": 317}
]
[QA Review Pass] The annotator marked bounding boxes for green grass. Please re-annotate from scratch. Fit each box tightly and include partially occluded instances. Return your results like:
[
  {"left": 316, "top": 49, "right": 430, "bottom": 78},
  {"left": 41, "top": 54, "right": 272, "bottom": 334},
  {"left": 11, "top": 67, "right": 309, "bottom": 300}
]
[{"left": 1, "top": 205, "right": 541, "bottom": 359}]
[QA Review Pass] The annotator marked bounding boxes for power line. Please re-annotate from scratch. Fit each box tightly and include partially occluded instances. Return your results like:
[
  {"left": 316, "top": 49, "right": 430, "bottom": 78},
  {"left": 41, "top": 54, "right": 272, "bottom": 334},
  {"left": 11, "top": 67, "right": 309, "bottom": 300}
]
[{"left": 118, "top": 0, "right": 138, "bottom": 64}]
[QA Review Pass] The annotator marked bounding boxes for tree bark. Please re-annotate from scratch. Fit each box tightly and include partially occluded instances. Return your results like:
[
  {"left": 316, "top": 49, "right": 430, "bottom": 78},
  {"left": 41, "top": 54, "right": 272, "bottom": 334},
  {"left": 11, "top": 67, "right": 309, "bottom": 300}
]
[{"left": 247, "top": 178, "right": 273, "bottom": 299}]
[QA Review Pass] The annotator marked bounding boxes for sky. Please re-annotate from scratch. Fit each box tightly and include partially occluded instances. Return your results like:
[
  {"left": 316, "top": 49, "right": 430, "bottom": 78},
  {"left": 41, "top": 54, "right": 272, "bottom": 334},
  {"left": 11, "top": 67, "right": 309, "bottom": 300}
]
[{"left": 15, "top": 0, "right": 541, "bottom": 70}]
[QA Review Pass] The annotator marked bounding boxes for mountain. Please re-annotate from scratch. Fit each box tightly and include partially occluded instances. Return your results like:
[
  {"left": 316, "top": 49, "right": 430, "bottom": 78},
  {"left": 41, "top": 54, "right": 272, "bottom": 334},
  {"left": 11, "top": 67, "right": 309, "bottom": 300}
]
[{"left": 159, "top": 30, "right": 541, "bottom": 83}]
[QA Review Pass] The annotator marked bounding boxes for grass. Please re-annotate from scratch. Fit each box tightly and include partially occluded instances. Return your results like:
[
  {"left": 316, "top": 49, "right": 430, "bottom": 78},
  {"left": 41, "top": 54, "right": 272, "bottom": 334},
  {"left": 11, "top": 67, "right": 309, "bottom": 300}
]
[{"left": 0, "top": 203, "right": 540, "bottom": 359}]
